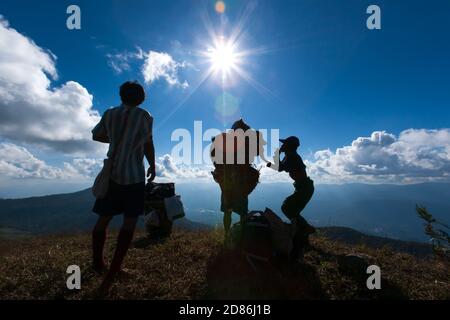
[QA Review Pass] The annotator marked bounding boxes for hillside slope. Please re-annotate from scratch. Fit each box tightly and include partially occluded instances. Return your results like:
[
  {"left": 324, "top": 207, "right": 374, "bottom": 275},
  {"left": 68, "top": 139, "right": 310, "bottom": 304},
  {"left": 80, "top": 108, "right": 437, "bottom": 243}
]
[
  {"left": 0, "top": 229, "right": 448, "bottom": 300},
  {"left": 318, "top": 227, "right": 432, "bottom": 257}
]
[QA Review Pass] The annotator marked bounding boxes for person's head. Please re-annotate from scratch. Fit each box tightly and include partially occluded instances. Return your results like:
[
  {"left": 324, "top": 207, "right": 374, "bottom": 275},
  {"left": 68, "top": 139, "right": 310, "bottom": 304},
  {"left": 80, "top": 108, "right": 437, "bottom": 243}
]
[
  {"left": 279, "top": 136, "right": 300, "bottom": 153},
  {"left": 231, "top": 118, "right": 251, "bottom": 132},
  {"left": 120, "top": 81, "right": 145, "bottom": 107}
]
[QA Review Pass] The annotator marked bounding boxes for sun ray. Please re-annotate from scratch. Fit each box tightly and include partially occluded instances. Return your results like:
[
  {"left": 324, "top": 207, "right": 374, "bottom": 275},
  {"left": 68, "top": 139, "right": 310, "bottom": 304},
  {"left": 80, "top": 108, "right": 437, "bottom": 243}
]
[
  {"left": 200, "top": 7, "right": 219, "bottom": 49},
  {"left": 233, "top": 64, "right": 278, "bottom": 101},
  {"left": 228, "top": 1, "right": 258, "bottom": 45},
  {"left": 155, "top": 67, "right": 215, "bottom": 129}
]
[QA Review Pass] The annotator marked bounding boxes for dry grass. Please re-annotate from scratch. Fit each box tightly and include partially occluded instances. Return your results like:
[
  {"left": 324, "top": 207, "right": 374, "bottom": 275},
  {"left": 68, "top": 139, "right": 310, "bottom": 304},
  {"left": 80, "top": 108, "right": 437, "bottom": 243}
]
[{"left": 0, "top": 229, "right": 448, "bottom": 300}]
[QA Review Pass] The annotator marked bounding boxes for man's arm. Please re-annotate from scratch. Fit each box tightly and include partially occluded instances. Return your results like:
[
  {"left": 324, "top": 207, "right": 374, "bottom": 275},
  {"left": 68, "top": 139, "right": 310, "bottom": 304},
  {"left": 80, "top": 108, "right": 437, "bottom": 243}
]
[
  {"left": 93, "top": 134, "right": 109, "bottom": 143},
  {"left": 266, "top": 148, "right": 281, "bottom": 171},
  {"left": 145, "top": 137, "right": 156, "bottom": 181},
  {"left": 92, "top": 111, "right": 109, "bottom": 143}
]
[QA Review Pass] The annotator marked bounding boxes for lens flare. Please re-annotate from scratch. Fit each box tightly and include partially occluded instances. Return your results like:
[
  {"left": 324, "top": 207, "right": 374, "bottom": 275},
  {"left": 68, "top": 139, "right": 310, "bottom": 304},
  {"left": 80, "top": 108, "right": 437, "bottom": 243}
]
[
  {"left": 215, "top": 92, "right": 240, "bottom": 118},
  {"left": 215, "top": 1, "right": 226, "bottom": 14}
]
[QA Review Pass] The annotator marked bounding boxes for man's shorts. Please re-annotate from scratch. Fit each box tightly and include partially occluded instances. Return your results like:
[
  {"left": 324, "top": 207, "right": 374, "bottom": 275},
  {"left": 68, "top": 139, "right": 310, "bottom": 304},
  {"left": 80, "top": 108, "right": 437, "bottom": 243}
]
[
  {"left": 93, "top": 179, "right": 145, "bottom": 218},
  {"left": 281, "top": 178, "right": 314, "bottom": 220},
  {"left": 221, "top": 188, "right": 249, "bottom": 216},
  {"left": 214, "top": 165, "right": 258, "bottom": 216}
]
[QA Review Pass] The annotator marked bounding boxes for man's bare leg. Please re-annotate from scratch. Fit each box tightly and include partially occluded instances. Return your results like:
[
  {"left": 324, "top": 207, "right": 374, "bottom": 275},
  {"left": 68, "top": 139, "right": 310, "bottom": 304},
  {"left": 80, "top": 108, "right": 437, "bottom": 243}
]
[
  {"left": 98, "top": 216, "right": 137, "bottom": 294},
  {"left": 92, "top": 215, "right": 113, "bottom": 273},
  {"left": 223, "top": 210, "right": 232, "bottom": 235}
]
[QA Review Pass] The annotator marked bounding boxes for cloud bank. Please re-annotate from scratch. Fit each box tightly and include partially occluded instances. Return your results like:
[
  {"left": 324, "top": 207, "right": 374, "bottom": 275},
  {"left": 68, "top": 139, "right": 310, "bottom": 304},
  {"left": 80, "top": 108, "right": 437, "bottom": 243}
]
[
  {"left": 0, "top": 147, "right": 209, "bottom": 183},
  {"left": 1, "top": 129, "right": 449, "bottom": 185},
  {"left": 153, "top": 128, "right": 450, "bottom": 184},
  {"left": 147, "top": 129, "right": 450, "bottom": 184},
  {"left": 0, "top": 18, "right": 101, "bottom": 155},
  {"left": 308, "top": 129, "right": 450, "bottom": 184},
  {"left": 0, "top": 142, "right": 101, "bottom": 180}
]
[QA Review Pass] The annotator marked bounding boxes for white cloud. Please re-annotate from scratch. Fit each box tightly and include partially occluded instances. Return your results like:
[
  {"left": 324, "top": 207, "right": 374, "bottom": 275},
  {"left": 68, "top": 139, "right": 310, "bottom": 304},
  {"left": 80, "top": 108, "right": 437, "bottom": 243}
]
[
  {"left": 142, "top": 51, "right": 189, "bottom": 88},
  {"left": 0, "top": 17, "right": 101, "bottom": 155},
  {"left": 258, "top": 165, "right": 291, "bottom": 183},
  {"left": 308, "top": 129, "right": 450, "bottom": 183},
  {"left": 106, "top": 48, "right": 145, "bottom": 74},
  {"left": 0, "top": 149, "right": 211, "bottom": 183},
  {"left": 63, "top": 158, "right": 103, "bottom": 179},
  {"left": 106, "top": 53, "right": 133, "bottom": 74},
  {"left": 155, "top": 154, "right": 211, "bottom": 182},
  {"left": 106, "top": 48, "right": 189, "bottom": 88},
  {"left": 154, "top": 154, "right": 291, "bottom": 184},
  {"left": 0, "top": 142, "right": 101, "bottom": 180}
]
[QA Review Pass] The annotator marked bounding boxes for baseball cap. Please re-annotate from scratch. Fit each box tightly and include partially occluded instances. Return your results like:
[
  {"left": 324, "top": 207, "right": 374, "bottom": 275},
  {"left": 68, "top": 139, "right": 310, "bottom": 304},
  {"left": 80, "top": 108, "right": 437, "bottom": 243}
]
[{"left": 279, "top": 136, "right": 300, "bottom": 149}]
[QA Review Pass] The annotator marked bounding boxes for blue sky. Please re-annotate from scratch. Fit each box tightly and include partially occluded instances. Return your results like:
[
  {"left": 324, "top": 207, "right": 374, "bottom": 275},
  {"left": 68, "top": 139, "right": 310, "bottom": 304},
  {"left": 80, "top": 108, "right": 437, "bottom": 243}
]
[{"left": 1, "top": 0, "right": 450, "bottom": 197}]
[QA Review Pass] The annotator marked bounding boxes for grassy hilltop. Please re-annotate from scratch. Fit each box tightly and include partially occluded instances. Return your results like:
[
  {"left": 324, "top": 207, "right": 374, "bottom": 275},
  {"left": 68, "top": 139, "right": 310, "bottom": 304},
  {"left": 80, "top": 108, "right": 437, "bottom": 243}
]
[{"left": 0, "top": 228, "right": 448, "bottom": 300}]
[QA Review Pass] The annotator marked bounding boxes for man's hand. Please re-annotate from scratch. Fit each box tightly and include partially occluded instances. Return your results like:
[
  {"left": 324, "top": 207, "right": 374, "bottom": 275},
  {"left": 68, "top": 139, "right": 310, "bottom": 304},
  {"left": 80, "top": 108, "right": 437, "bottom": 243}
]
[
  {"left": 144, "top": 138, "right": 156, "bottom": 182},
  {"left": 147, "top": 166, "right": 156, "bottom": 182}
]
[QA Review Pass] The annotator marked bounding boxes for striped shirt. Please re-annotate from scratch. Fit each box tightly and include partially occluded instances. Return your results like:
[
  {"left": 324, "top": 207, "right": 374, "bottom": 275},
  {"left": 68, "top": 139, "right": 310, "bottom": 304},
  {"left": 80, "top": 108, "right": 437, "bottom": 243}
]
[{"left": 92, "top": 104, "right": 153, "bottom": 185}]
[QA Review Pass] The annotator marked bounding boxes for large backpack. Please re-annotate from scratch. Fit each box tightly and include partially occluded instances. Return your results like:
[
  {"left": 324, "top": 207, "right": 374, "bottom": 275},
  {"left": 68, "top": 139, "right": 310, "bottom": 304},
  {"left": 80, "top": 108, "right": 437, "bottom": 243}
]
[
  {"left": 264, "top": 208, "right": 296, "bottom": 258},
  {"left": 226, "top": 211, "right": 274, "bottom": 270},
  {"left": 226, "top": 209, "right": 296, "bottom": 270}
]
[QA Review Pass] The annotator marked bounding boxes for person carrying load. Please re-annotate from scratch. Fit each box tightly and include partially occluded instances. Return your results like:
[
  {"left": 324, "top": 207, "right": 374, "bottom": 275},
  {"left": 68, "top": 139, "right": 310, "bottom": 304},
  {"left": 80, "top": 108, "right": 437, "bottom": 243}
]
[{"left": 210, "top": 119, "right": 266, "bottom": 236}]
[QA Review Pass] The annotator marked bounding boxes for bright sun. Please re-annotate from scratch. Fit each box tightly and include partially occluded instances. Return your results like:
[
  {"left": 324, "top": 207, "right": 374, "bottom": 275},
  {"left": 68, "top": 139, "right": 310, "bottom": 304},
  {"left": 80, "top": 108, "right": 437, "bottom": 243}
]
[{"left": 207, "top": 37, "right": 239, "bottom": 78}]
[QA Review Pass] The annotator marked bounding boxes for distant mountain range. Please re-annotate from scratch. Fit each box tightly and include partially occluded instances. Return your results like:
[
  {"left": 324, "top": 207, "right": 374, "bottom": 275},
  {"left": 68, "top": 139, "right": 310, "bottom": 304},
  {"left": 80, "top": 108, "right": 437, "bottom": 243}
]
[
  {"left": 176, "top": 182, "right": 450, "bottom": 242},
  {"left": 0, "top": 182, "right": 449, "bottom": 243}
]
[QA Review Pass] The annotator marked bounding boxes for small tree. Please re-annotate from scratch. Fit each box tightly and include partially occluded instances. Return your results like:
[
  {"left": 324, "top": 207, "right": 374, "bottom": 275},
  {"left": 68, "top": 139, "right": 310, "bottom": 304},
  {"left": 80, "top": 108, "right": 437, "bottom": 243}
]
[{"left": 416, "top": 205, "right": 449, "bottom": 259}]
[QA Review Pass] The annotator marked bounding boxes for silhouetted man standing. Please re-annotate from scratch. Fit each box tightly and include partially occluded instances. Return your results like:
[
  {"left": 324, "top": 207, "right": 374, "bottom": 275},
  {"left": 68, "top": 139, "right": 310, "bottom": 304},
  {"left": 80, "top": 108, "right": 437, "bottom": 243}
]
[{"left": 91, "top": 81, "right": 155, "bottom": 294}]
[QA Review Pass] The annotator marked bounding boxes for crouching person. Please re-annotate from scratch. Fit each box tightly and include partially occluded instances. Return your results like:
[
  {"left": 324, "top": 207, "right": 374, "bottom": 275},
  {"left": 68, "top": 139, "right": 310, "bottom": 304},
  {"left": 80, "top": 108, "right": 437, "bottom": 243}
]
[
  {"left": 91, "top": 81, "right": 156, "bottom": 294},
  {"left": 266, "top": 136, "right": 315, "bottom": 263}
]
